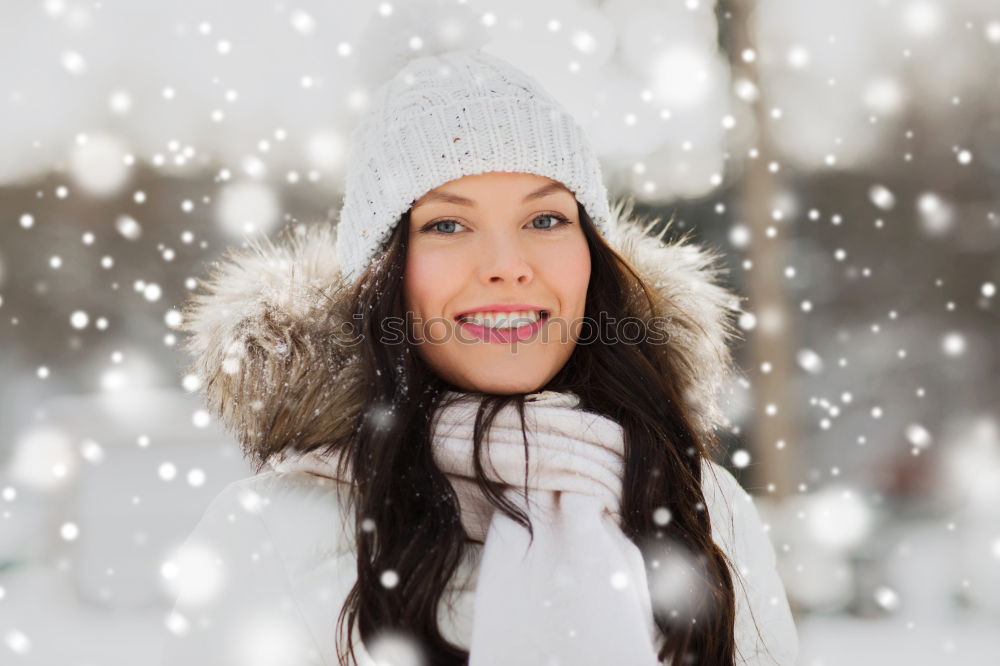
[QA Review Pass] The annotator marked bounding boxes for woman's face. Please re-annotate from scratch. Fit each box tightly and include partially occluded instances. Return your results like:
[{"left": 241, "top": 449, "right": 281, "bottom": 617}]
[{"left": 403, "top": 171, "right": 591, "bottom": 394}]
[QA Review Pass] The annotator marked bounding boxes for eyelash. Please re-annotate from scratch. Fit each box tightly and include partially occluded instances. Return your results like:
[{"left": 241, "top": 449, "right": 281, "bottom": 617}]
[{"left": 418, "top": 212, "right": 572, "bottom": 236}]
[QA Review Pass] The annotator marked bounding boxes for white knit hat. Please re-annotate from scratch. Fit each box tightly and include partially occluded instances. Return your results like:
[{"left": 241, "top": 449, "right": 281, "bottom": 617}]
[{"left": 335, "top": 47, "right": 614, "bottom": 284}]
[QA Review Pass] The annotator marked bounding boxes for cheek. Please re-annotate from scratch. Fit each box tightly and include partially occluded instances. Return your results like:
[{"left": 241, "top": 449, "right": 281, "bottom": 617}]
[
  {"left": 404, "top": 244, "right": 458, "bottom": 340},
  {"left": 546, "top": 237, "right": 590, "bottom": 312},
  {"left": 403, "top": 246, "right": 440, "bottom": 315}
]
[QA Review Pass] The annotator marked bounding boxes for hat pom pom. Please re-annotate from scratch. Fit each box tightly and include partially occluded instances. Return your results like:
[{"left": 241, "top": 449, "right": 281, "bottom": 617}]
[{"left": 354, "top": 0, "right": 491, "bottom": 92}]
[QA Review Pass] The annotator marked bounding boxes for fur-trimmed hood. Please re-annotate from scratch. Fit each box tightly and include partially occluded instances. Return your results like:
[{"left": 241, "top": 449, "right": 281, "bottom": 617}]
[{"left": 178, "top": 199, "right": 746, "bottom": 469}]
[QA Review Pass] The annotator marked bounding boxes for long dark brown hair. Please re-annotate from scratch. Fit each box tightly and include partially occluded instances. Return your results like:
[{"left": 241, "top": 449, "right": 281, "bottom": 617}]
[{"left": 324, "top": 202, "right": 745, "bottom": 665}]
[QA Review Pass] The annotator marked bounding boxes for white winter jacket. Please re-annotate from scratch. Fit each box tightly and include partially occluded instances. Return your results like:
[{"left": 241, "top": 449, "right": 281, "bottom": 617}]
[
  {"left": 161, "top": 202, "right": 799, "bottom": 664},
  {"left": 155, "top": 461, "right": 796, "bottom": 665}
]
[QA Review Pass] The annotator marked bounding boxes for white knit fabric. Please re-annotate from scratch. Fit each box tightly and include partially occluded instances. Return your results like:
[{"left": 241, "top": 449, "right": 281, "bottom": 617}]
[
  {"left": 335, "top": 48, "right": 614, "bottom": 284},
  {"left": 271, "top": 389, "right": 663, "bottom": 665},
  {"left": 430, "top": 389, "right": 661, "bottom": 666}
]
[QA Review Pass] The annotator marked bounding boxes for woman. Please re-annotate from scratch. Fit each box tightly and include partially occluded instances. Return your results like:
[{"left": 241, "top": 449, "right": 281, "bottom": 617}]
[{"left": 158, "top": 49, "right": 798, "bottom": 665}]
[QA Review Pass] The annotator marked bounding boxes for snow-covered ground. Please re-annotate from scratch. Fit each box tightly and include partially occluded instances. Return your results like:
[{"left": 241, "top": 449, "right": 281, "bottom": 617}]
[{"left": 797, "top": 613, "right": 1000, "bottom": 665}]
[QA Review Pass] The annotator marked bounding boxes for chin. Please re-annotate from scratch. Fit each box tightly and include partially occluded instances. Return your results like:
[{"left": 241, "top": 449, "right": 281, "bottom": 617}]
[
  {"left": 454, "top": 369, "right": 550, "bottom": 396},
  {"left": 425, "top": 345, "right": 571, "bottom": 395}
]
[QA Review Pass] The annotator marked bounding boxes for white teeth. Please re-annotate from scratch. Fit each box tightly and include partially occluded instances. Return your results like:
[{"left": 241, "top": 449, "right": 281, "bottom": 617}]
[{"left": 460, "top": 310, "right": 543, "bottom": 329}]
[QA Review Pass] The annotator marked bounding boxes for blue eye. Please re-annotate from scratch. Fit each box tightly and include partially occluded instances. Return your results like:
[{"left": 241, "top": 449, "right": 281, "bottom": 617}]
[
  {"left": 418, "top": 213, "right": 571, "bottom": 236},
  {"left": 425, "top": 220, "right": 462, "bottom": 234},
  {"left": 530, "top": 213, "right": 569, "bottom": 229}
]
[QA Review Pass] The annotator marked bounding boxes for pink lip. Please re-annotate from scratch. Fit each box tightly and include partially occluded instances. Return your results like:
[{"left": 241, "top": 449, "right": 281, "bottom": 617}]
[{"left": 457, "top": 314, "right": 548, "bottom": 343}]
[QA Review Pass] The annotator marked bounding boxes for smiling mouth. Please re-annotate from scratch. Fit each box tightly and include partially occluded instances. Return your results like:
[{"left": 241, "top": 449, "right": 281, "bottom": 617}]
[
  {"left": 454, "top": 310, "right": 550, "bottom": 344},
  {"left": 454, "top": 310, "right": 551, "bottom": 325}
]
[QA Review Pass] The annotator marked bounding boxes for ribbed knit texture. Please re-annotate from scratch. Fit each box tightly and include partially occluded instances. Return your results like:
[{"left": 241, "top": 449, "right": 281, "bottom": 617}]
[
  {"left": 430, "top": 389, "right": 661, "bottom": 665},
  {"left": 430, "top": 389, "right": 625, "bottom": 543},
  {"left": 270, "top": 389, "right": 661, "bottom": 665},
  {"left": 335, "top": 48, "right": 614, "bottom": 284}
]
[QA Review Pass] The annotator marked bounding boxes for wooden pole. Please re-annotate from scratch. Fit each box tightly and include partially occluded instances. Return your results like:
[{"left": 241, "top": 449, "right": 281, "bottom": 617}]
[{"left": 717, "top": 0, "right": 800, "bottom": 499}]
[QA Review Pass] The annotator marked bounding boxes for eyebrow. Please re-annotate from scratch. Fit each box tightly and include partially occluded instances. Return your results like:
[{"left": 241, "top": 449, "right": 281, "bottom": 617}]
[{"left": 411, "top": 181, "right": 573, "bottom": 209}]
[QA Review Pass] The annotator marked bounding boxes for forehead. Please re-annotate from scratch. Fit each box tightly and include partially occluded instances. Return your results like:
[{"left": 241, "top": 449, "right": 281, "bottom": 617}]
[{"left": 412, "top": 173, "right": 575, "bottom": 209}]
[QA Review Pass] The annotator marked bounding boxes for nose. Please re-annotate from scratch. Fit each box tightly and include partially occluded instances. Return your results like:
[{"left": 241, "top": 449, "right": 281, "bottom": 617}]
[{"left": 477, "top": 234, "right": 533, "bottom": 285}]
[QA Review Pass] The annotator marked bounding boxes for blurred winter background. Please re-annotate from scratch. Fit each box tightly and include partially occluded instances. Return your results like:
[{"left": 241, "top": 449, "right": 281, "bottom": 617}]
[{"left": 1, "top": 0, "right": 998, "bottom": 664}]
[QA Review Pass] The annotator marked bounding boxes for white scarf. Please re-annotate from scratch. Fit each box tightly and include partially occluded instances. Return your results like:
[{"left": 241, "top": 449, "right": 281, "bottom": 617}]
[{"left": 273, "top": 390, "right": 662, "bottom": 665}]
